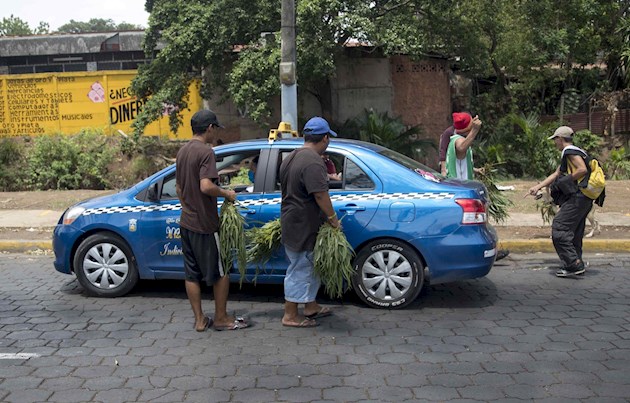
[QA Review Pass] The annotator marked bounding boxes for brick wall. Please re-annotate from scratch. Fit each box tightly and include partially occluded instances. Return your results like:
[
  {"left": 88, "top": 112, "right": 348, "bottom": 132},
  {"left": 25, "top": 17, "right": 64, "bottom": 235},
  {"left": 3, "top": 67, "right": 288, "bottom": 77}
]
[{"left": 390, "top": 56, "right": 451, "bottom": 166}]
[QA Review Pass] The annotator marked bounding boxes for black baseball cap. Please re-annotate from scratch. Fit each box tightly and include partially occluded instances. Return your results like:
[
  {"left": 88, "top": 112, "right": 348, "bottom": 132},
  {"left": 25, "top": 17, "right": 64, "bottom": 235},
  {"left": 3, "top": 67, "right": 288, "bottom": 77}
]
[{"left": 191, "top": 109, "right": 224, "bottom": 133}]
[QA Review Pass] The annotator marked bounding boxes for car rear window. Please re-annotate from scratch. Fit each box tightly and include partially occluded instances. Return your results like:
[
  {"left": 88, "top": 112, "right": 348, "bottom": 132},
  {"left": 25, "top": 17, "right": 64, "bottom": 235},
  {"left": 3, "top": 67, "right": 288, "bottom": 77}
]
[{"left": 379, "top": 150, "right": 438, "bottom": 173}]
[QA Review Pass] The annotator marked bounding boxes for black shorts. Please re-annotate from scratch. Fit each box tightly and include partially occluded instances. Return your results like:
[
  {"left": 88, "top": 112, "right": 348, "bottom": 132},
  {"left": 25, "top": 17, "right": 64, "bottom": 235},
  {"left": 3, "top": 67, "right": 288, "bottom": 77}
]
[{"left": 180, "top": 227, "right": 224, "bottom": 286}]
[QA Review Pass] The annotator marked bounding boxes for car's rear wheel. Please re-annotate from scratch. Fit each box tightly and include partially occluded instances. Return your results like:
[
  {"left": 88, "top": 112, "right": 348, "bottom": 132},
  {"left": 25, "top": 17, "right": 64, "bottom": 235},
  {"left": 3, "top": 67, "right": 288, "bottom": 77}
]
[
  {"left": 351, "top": 239, "right": 424, "bottom": 309},
  {"left": 73, "top": 233, "right": 138, "bottom": 297}
]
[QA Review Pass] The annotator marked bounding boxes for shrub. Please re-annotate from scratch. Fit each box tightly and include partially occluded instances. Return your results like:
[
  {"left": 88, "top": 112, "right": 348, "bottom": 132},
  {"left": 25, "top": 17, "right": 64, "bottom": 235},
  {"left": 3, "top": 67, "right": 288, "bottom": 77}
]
[
  {"left": 27, "top": 129, "right": 116, "bottom": 190},
  {"left": 476, "top": 113, "right": 558, "bottom": 179},
  {"left": 606, "top": 147, "right": 630, "bottom": 179},
  {"left": 0, "top": 138, "right": 27, "bottom": 191},
  {"left": 573, "top": 129, "right": 603, "bottom": 158}
]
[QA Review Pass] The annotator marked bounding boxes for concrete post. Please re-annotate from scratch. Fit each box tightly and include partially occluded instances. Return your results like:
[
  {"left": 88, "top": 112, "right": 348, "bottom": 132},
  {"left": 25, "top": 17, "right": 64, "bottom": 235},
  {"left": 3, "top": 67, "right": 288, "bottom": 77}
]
[{"left": 280, "top": 0, "right": 297, "bottom": 130}]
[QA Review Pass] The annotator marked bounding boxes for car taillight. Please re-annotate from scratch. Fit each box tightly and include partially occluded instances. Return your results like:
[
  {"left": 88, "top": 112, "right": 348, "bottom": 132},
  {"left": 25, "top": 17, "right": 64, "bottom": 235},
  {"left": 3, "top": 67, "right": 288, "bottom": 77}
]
[{"left": 455, "top": 199, "right": 487, "bottom": 225}]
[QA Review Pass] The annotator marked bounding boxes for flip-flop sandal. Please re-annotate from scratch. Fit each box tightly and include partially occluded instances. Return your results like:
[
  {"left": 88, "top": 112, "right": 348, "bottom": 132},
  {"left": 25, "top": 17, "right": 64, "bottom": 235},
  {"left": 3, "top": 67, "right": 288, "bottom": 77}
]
[
  {"left": 282, "top": 318, "right": 318, "bottom": 328},
  {"left": 305, "top": 307, "right": 332, "bottom": 320},
  {"left": 195, "top": 316, "right": 213, "bottom": 332},
  {"left": 213, "top": 316, "right": 250, "bottom": 331}
]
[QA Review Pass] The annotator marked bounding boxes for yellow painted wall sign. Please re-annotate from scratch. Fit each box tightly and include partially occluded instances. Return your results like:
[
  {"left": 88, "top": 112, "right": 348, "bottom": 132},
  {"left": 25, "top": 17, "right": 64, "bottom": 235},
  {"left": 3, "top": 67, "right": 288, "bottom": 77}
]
[{"left": 0, "top": 71, "right": 201, "bottom": 138}]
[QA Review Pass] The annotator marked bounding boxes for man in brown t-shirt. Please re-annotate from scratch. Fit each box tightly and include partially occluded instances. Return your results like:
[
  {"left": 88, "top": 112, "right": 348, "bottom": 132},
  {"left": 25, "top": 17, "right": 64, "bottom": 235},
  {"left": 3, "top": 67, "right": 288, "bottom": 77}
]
[
  {"left": 279, "top": 116, "right": 340, "bottom": 328},
  {"left": 176, "top": 109, "right": 248, "bottom": 332}
]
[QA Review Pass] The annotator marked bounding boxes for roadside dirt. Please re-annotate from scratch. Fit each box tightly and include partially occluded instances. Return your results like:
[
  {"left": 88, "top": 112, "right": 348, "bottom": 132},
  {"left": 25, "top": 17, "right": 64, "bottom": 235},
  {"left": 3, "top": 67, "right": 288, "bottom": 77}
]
[
  {"left": 0, "top": 180, "right": 628, "bottom": 240},
  {"left": 494, "top": 179, "right": 630, "bottom": 240},
  {"left": 0, "top": 189, "right": 116, "bottom": 211},
  {"left": 497, "top": 179, "right": 630, "bottom": 216}
]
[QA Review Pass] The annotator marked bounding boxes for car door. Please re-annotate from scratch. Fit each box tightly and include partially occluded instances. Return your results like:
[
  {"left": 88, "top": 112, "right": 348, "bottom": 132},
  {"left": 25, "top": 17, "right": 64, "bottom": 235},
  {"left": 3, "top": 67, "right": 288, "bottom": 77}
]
[
  {"left": 253, "top": 146, "right": 381, "bottom": 281},
  {"left": 325, "top": 147, "right": 381, "bottom": 247},
  {"left": 214, "top": 147, "right": 271, "bottom": 279},
  {"left": 139, "top": 170, "right": 185, "bottom": 277},
  {"left": 140, "top": 147, "right": 270, "bottom": 278}
]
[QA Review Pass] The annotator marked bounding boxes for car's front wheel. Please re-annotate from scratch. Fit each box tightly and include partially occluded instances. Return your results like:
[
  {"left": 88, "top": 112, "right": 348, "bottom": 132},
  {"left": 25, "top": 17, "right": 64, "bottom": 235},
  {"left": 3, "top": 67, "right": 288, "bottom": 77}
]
[
  {"left": 351, "top": 239, "right": 424, "bottom": 309},
  {"left": 73, "top": 233, "right": 139, "bottom": 297}
]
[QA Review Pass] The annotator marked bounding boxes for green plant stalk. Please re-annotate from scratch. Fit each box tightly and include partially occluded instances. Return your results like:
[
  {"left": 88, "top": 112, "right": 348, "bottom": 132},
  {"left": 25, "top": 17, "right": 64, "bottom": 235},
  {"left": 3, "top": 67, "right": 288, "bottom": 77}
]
[
  {"left": 477, "top": 163, "right": 513, "bottom": 224},
  {"left": 536, "top": 200, "right": 556, "bottom": 225},
  {"left": 219, "top": 199, "right": 247, "bottom": 285},
  {"left": 313, "top": 223, "right": 355, "bottom": 299},
  {"left": 245, "top": 218, "right": 282, "bottom": 282}
]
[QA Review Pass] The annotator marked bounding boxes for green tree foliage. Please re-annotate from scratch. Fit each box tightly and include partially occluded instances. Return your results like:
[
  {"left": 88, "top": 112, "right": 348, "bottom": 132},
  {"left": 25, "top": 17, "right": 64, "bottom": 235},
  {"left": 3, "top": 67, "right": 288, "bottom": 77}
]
[
  {"left": 0, "top": 15, "right": 48, "bottom": 36},
  {"left": 56, "top": 18, "right": 143, "bottom": 33},
  {"left": 132, "top": 0, "right": 456, "bottom": 132},
  {"left": 132, "top": 0, "right": 280, "bottom": 134},
  {"left": 615, "top": 13, "right": 630, "bottom": 88},
  {"left": 133, "top": 0, "right": 630, "bottom": 150},
  {"left": 228, "top": 43, "right": 281, "bottom": 124}
]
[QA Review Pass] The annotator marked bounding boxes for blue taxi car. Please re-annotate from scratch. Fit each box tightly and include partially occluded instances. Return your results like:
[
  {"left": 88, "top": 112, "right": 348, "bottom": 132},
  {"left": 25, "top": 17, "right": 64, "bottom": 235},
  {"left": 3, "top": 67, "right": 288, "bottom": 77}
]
[{"left": 53, "top": 138, "right": 497, "bottom": 309}]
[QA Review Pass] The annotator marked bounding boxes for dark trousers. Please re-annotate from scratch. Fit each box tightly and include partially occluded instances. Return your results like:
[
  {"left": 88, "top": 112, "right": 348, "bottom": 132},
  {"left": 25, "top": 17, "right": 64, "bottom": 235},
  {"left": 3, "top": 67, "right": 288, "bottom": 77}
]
[{"left": 551, "top": 192, "right": 593, "bottom": 266}]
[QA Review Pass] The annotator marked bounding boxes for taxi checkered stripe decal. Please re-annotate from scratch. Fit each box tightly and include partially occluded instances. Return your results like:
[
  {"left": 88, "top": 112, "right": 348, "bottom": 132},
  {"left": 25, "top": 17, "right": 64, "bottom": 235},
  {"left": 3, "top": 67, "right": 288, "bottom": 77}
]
[
  {"left": 239, "top": 198, "right": 281, "bottom": 206},
  {"left": 83, "top": 204, "right": 182, "bottom": 216},
  {"left": 81, "top": 192, "right": 454, "bottom": 216},
  {"left": 332, "top": 192, "right": 454, "bottom": 201}
]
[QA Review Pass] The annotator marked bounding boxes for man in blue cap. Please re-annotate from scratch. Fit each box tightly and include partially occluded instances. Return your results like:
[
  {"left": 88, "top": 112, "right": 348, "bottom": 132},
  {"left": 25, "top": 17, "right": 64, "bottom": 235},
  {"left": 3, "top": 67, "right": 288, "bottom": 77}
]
[{"left": 279, "top": 116, "right": 340, "bottom": 328}]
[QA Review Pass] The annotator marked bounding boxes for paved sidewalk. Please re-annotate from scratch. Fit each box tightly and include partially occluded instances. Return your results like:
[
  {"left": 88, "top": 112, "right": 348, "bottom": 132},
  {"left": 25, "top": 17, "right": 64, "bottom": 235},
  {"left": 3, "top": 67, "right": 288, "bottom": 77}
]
[
  {"left": 0, "top": 210, "right": 62, "bottom": 228},
  {"left": 0, "top": 209, "right": 628, "bottom": 253},
  {"left": 494, "top": 212, "right": 630, "bottom": 227}
]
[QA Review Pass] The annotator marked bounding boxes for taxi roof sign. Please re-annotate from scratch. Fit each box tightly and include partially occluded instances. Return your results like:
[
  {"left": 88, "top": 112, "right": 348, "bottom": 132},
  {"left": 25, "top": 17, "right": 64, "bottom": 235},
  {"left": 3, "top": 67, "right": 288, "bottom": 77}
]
[{"left": 269, "top": 121, "right": 299, "bottom": 142}]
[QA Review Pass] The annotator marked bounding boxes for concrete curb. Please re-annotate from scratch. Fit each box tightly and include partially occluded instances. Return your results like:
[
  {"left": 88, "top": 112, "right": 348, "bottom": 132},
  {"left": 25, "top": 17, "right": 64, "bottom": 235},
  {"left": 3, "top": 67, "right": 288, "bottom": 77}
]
[
  {"left": 0, "top": 240, "right": 53, "bottom": 253},
  {"left": 2, "top": 238, "right": 629, "bottom": 254},
  {"left": 499, "top": 239, "right": 630, "bottom": 253}
]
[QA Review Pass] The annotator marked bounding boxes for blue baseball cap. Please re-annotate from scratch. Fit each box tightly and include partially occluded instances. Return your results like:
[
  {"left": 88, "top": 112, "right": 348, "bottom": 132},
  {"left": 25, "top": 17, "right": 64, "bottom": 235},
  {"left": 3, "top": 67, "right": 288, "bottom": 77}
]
[{"left": 302, "top": 116, "right": 337, "bottom": 137}]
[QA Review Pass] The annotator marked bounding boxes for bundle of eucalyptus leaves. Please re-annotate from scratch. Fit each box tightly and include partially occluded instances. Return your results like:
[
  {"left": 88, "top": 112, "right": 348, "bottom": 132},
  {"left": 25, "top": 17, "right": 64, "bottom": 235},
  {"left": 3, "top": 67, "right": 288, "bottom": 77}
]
[
  {"left": 219, "top": 199, "right": 247, "bottom": 285},
  {"left": 246, "top": 218, "right": 282, "bottom": 269},
  {"left": 313, "top": 222, "right": 355, "bottom": 299},
  {"left": 476, "top": 163, "right": 513, "bottom": 224},
  {"left": 535, "top": 195, "right": 556, "bottom": 225}
]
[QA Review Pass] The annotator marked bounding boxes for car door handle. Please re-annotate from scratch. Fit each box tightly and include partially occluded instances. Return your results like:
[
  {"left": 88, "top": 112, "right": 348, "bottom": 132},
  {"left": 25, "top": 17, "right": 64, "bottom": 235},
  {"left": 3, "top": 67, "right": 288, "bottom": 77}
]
[
  {"left": 239, "top": 209, "right": 257, "bottom": 215},
  {"left": 339, "top": 204, "right": 366, "bottom": 215}
]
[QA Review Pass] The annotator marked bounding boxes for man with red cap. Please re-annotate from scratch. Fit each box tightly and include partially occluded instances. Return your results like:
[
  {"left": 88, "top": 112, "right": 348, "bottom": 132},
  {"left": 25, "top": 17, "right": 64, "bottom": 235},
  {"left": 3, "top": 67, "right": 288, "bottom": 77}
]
[
  {"left": 444, "top": 112, "right": 510, "bottom": 261},
  {"left": 444, "top": 112, "right": 481, "bottom": 180}
]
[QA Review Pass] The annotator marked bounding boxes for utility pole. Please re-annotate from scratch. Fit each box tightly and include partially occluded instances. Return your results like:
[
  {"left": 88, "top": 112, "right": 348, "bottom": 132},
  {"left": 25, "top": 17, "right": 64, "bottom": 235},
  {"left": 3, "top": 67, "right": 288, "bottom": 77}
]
[{"left": 280, "top": 0, "right": 297, "bottom": 130}]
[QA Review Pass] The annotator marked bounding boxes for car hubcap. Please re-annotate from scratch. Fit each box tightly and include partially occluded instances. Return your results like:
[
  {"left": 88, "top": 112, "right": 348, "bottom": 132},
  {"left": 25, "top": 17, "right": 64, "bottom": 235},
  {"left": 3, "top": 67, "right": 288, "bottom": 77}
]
[
  {"left": 361, "top": 250, "right": 412, "bottom": 301},
  {"left": 82, "top": 243, "right": 129, "bottom": 290}
]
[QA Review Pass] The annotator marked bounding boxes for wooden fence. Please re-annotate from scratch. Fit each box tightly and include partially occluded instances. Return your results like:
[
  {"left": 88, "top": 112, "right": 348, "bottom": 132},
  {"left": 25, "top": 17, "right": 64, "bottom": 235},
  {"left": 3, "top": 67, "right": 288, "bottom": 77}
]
[{"left": 542, "top": 108, "right": 630, "bottom": 136}]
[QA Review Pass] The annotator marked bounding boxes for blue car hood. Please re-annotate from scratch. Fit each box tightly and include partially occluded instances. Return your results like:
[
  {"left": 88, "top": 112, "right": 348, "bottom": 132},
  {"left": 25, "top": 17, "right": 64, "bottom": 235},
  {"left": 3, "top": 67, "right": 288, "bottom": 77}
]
[{"left": 73, "top": 186, "right": 140, "bottom": 210}]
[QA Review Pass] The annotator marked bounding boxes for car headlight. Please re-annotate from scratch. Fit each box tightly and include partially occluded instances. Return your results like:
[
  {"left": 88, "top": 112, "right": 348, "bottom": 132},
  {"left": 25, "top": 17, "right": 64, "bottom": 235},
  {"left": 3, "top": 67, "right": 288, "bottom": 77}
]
[{"left": 62, "top": 206, "right": 86, "bottom": 225}]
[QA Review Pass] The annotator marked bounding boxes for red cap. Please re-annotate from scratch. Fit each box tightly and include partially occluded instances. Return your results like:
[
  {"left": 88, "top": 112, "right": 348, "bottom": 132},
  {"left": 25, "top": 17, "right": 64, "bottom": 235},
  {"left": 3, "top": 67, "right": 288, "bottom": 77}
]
[{"left": 452, "top": 112, "right": 472, "bottom": 131}]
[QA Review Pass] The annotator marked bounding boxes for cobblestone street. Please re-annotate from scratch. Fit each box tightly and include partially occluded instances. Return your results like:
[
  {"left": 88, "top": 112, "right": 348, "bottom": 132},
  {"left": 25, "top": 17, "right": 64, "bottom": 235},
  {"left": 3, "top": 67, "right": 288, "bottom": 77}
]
[{"left": 1, "top": 253, "right": 629, "bottom": 402}]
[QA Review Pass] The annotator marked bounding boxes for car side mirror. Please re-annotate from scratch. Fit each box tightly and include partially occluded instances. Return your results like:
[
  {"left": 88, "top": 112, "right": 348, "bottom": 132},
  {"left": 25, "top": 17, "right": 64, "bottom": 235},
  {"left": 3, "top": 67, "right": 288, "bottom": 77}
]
[{"left": 147, "top": 183, "right": 159, "bottom": 202}]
